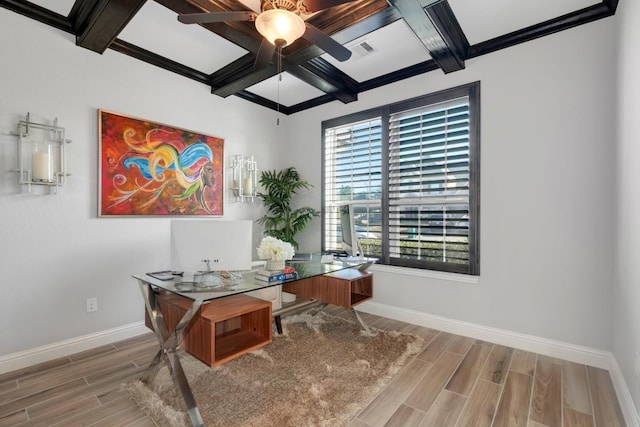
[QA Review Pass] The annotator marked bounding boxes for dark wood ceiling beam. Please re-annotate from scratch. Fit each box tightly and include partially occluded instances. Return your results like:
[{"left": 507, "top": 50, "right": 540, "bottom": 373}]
[
  {"left": 211, "top": 54, "right": 264, "bottom": 84},
  {"left": 210, "top": 55, "right": 353, "bottom": 101},
  {"left": 110, "top": 38, "right": 211, "bottom": 85},
  {"left": 467, "top": 3, "right": 615, "bottom": 59},
  {"left": 284, "top": 59, "right": 438, "bottom": 113},
  {"left": 211, "top": 56, "right": 359, "bottom": 103},
  {"left": 422, "top": 0, "right": 468, "bottom": 72},
  {"left": 286, "top": 94, "right": 335, "bottom": 114},
  {"left": 285, "top": 58, "right": 358, "bottom": 103},
  {"left": 603, "top": 0, "right": 618, "bottom": 13},
  {"left": 234, "top": 90, "right": 292, "bottom": 115},
  {"left": 286, "top": 58, "right": 438, "bottom": 113},
  {"left": 68, "top": 0, "right": 147, "bottom": 54},
  {"left": 387, "top": 0, "right": 468, "bottom": 73},
  {"left": 210, "top": 54, "right": 277, "bottom": 97},
  {"left": 0, "top": 0, "right": 73, "bottom": 33}
]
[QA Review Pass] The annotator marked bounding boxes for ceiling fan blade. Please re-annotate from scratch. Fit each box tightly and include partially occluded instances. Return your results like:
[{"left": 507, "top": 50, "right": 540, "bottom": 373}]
[
  {"left": 254, "top": 38, "right": 276, "bottom": 70},
  {"left": 301, "top": 0, "right": 357, "bottom": 13},
  {"left": 302, "top": 24, "right": 352, "bottom": 62},
  {"left": 177, "top": 11, "right": 256, "bottom": 25}
]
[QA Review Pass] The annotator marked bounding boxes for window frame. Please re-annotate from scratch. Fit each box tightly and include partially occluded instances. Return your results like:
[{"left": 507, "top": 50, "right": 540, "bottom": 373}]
[{"left": 321, "top": 81, "right": 480, "bottom": 275}]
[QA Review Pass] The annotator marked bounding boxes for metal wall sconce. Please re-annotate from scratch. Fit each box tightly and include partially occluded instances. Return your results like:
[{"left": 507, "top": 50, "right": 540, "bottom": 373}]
[
  {"left": 230, "top": 155, "right": 257, "bottom": 202},
  {"left": 11, "top": 113, "right": 71, "bottom": 194}
]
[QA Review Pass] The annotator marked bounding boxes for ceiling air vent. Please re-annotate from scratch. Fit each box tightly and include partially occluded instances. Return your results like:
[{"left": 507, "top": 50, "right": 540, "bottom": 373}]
[{"left": 349, "top": 40, "right": 376, "bottom": 58}]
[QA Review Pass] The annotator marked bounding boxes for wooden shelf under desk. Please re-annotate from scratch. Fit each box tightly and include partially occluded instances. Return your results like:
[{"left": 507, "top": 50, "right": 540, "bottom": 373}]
[
  {"left": 282, "top": 269, "right": 373, "bottom": 308},
  {"left": 146, "top": 293, "right": 272, "bottom": 367}
]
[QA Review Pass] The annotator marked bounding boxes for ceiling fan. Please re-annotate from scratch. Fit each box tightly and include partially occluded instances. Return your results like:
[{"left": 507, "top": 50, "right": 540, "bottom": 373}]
[{"left": 177, "top": 0, "right": 356, "bottom": 69}]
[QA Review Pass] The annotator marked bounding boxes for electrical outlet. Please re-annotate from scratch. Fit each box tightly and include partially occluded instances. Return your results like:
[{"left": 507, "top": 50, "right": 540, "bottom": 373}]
[
  {"left": 634, "top": 352, "right": 640, "bottom": 378},
  {"left": 86, "top": 297, "right": 98, "bottom": 313}
]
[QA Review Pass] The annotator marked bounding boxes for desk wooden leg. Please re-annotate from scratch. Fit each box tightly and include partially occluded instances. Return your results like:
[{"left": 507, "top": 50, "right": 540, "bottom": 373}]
[{"left": 274, "top": 315, "right": 283, "bottom": 334}]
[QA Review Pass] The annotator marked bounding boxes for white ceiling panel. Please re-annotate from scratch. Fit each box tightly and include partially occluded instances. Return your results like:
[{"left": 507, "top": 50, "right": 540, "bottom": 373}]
[
  {"left": 449, "top": 0, "right": 597, "bottom": 44},
  {"left": 118, "top": 1, "right": 248, "bottom": 74},
  {"left": 320, "top": 19, "right": 430, "bottom": 82},
  {"left": 27, "top": 0, "right": 75, "bottom": 16},
  {"left": 246, "top": 72, "right": 326, "bottom": 106}
]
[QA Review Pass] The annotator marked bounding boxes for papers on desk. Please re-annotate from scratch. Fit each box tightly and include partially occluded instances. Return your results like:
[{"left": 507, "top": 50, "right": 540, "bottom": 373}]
[{"left": 147, "top": 270, "right": 179, "bottom": 280}]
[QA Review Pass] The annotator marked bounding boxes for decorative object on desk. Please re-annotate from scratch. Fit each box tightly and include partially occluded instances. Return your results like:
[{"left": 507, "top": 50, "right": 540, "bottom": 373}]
[
  {"left": 281, "top": 291, "right": 297, "bottom": 303},
  {"left": 98, "top": 110, "right": 224, "bottom": 216},
  {"left": 265, "top": 259, "right": 285, "bottom": 271},
  {"left": 256, "top": 236, "right": 295, "bottom": 271},
  {"left": 11, "top": 112, "right": 71, "bottom": 194},
  {"left": 292, "top": 252, "right": 313, "bottom": 262},
  {"left": 257, "top": 167, "right": 319, "bottom": 248},
  {"left": 192, "top": 271, "right": 222, "bottom": 289},
  {"left": 125, "top": 310, "right": 423, "bottom": 427},
  {"left": 230, "top": 154, "right": 257, "bottom": 202}
]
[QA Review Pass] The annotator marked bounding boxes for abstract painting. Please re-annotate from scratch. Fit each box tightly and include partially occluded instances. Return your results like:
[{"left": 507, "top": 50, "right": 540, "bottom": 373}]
[{"left": 99, "top": 110, "right": 224, "bottom": 216}]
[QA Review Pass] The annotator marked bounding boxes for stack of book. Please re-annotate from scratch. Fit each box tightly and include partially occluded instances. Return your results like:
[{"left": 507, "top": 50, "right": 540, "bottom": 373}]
[{"left": 254, "top": 268, "right": 298, "bottom": 284}]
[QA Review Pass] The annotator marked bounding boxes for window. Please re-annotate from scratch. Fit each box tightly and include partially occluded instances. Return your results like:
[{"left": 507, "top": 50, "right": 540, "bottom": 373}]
[{"left": 322, "top": 82, "right": 480, "bottom": 275}]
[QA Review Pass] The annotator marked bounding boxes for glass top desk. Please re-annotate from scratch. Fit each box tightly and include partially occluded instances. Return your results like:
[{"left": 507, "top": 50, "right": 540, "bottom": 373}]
[{"left": 132, "top": 256, "right": 374, "bottom": 427}]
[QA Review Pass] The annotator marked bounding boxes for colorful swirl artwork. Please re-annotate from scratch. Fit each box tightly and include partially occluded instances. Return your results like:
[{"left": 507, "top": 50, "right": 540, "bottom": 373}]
[{"left": 99, "top": 110, "right": 224, "bottom": 216}]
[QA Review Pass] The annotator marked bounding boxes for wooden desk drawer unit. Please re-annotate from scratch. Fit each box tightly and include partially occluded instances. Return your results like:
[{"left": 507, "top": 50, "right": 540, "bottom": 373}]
[
  {"left": 147, "top": 293, "right": 272, "bottom": 367},
  {"left": 282, "top": 269, "right": 372, "bottom": 308}
]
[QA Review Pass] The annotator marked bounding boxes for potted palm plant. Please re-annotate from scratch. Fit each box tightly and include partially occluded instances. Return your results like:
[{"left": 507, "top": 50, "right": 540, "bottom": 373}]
[{"left": 257, "top": 167, "right": 319, "bottom": 249}]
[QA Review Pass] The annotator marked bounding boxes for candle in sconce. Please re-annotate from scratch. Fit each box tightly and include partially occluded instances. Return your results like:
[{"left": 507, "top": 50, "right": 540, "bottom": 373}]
[
  {"left": 243, "top": 176, "right": 253, "bottom": 195},
  {"left": 32, "top": 142, "right": 53, "bottom": 182}
]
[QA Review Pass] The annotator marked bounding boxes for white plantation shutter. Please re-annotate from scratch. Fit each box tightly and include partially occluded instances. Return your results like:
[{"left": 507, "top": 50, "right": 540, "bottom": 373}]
[
  {"left": 322, "top": 82, "right": 479, "bottom": 275},
  {"left": 388, "top": 98, "right": 471, "bottom": 269},
  {"left": 324, "top": 118, "right": 383, "bottom": 255}
]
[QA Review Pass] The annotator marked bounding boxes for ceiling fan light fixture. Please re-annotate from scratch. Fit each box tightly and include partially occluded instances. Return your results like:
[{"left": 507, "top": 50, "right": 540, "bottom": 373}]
[{"left": 255, "top": 9, "right": 306, "bottom": 47}]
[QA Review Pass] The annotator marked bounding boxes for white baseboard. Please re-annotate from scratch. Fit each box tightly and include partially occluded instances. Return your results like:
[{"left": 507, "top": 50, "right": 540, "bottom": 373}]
[
  {"left": 357, "top": 301, "right": 639, "bottom": 427},
  {"left": 609, "top": 356, "right": 640, "bottom": 427},
  {"left": 0, "top": 321, "right": 149, "bottom": 375}
]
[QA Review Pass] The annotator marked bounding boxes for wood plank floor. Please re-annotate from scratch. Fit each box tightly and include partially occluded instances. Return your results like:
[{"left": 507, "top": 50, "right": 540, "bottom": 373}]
[{"left": 0, "top": 308, "right": 626, "bottom": 427}]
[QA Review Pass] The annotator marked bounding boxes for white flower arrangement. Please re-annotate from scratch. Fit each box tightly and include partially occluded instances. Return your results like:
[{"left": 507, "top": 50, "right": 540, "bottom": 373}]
[{"left": 256, "top": 236, "right": 295, "bottom": 261}]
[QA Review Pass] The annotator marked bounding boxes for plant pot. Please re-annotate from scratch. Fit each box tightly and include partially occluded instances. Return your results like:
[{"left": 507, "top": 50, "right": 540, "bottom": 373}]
[{"left": 265, "top": 259, "right": 286, "bottom": 271}]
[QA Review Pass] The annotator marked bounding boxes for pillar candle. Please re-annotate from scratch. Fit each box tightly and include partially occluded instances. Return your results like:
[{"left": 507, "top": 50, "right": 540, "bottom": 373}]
[
  {"left": 32, "top": 144, "right": 53, "bottom": 181},
  {"left": 243, "top": 176, "right": 253, "bottom": 195}
]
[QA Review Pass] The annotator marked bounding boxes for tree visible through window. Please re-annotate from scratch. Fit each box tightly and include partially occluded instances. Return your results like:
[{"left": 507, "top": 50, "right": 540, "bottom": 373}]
[{"left": 322, "top": 82, "right": 480, "bottom": 275}]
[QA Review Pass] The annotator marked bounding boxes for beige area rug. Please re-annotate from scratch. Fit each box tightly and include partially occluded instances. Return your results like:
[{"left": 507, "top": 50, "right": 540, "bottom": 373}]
[{"left": 125, "top": 310, "right": 423, "bottom": 427}]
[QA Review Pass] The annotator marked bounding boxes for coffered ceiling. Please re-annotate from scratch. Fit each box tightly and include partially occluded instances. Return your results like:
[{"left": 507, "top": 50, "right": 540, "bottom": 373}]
[{"left": 1, "top": 0, "right": 618, "bottom": 114}]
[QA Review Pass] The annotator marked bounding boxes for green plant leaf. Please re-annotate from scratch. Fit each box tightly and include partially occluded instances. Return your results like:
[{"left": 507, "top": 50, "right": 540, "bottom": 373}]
[{"left": 257, "top": 167, "right": 318, "bottom": 249}]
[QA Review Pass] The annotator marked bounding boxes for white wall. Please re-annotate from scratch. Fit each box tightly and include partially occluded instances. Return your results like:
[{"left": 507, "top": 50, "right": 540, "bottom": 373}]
[
  {"left": 614, "top": 0, "right": 640, "bottom": 412},
  {"left": 287, "top": 17, "right": 617, "bottom": 350},
  {"left": 0, "top": 9, "right": 286, "bottom": 356}
]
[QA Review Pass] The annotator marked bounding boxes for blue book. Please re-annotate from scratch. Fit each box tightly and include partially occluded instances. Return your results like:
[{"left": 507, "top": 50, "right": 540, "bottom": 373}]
[{"left": 255, "top": 271, "right": 298, "bottom": 282}]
